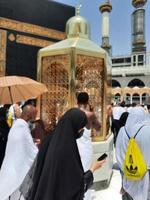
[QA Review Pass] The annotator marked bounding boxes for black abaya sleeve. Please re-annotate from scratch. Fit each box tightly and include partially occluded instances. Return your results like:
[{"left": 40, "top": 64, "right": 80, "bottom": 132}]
[{"left": 83, "top": 170, "right": 94, "bottom": 192}]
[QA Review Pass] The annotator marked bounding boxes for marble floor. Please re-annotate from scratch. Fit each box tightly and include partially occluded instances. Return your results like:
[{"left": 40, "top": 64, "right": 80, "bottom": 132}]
[
  {"left": 9, "top": 163, "right": 122, "bottom": 200},
  {"left": 9, "top": 170, "right": 122, "bottom": 200},
  {"left": 10, "top": 169, "right": 122, "bottom": 200},
  {"left": 94, "top": 169, "right": 122, "bottom": 200}
]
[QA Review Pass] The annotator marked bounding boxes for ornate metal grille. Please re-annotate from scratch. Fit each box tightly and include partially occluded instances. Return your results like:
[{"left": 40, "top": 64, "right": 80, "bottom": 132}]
[
  {"left": 76, "top": 54, "right": 104, "bottom": 136},
  {"left": 41, "top": 55, "right": 69, "bottom": 130}
]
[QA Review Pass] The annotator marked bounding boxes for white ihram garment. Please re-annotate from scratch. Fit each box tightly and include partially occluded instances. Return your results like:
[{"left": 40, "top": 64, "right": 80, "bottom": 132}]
[
  {"left": 116, "top": 107, "right": 150, "bottom": 200},
  {"left": 112, "top": 106, "right": 126, "bottom": 120},
  {"left": 77, "top": 127, "right": 93, "bottom": 200},
  {"left": 0, "top": 119, "right": 38, "bottom": 200}
]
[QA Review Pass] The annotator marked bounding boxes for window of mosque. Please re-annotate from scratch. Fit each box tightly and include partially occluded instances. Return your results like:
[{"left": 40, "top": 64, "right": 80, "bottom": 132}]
[
  {"left": 112, "top": 79, "right": 121, "bottom": 88},
  {"left": 132, "top": 93, "right": 140, "bottom": 104},
  {"left": 142, "top": 93, "right": 149, "bottom": 104},
  {"left": 125, "top": 93, "right": 131, "bottom": 103},
  {"left": 128, "top": 79, "right": 145, "bottom": 88}
]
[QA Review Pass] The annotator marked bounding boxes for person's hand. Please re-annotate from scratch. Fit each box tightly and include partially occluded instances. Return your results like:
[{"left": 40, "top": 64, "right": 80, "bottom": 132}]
[{"left": 90, "top": 159, "right": 106, "bottom": 173}]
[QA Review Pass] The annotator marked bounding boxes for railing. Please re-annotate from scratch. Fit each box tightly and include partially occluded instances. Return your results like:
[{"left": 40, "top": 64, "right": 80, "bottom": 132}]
[{"left": 112, "top": 64, "right": 150, "bottom": 76}]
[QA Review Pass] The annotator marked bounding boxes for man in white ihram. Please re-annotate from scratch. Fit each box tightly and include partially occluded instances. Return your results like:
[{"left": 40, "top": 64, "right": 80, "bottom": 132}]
[
  {"left": 0, "top": 105, "right": 38, "bottom": 200},
  {"left": 77, "top": 92, "right": 101, "bottom": 200}
]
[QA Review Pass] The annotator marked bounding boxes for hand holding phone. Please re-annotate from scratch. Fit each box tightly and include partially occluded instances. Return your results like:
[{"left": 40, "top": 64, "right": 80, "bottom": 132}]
[
  {"left": 90, "top": 154, "right": 107, "bottom": 173},
  {"left": 97, "top": 153, "right": 108, "bottom": 161}
]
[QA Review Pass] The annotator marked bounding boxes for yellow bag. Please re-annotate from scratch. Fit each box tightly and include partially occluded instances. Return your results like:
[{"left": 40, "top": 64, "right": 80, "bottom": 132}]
[
  {"left": 124, "top": 126, "right": 147, "bottom": 181},
  {"left": 7, "top": 112, "right": 13, "bottom": 127}
]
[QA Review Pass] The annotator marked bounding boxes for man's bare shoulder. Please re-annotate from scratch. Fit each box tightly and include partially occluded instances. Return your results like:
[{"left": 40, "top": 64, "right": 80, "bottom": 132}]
[{"left": 79, "top": 108, "right": 101, "bottom": 130}]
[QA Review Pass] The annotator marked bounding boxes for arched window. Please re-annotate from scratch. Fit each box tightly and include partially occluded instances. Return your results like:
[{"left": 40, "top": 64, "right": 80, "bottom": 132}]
[
  {"left": 128, "top": 79, "right": 145, "bottom": 88},
  {"left": 125, "top": 93, "right": 131, "bottom": 104},
  {"left": 132, "top": 93, "right": 140, "bottom": 104},
  {"left": 112, "top": 79, "right": 121, "bottom": 88},
  {"left": 142, "top": 93, "right": 149, "bottom": 104},
  {"left": 114, "top": 93, "right": 121, "bottom": 103}
]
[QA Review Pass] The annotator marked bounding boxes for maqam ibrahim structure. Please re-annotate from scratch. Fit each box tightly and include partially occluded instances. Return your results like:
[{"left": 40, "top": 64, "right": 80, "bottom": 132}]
[{"left": 37, "top": 7, "right": 113, "bottom": 185}]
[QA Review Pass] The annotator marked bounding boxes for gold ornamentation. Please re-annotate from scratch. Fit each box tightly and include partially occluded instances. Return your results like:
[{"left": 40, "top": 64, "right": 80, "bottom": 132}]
[
  {"left": 0, "top": 17, "right": 65, "bottom": 40},
  {"left": 38, "top": 52, "right": 110, "bottom": 141},
  {"left": 40, "top": 55, "right": 70, "bottom": 130},
  {"left": 0, "top": 29, "right": 7, "bottom": 76},
  {"left": 16, "top": 34, "right": 54, "bottom": 47},
  {"left": 76, "top": 54, "right": 104, "bottom": 137}
]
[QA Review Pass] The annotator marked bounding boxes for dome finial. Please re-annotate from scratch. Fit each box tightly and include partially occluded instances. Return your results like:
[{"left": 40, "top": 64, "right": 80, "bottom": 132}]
[
  {"left": 66, "top": 1, "right": 90, "bottom": 39},
  {"left": 76, "top": 3, "right": 82, "bottom": 15}
]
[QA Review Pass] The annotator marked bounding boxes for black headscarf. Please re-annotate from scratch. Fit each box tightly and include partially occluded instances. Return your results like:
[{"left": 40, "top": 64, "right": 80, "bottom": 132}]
[
  {"left": 119, "top": 111, "right": 129, "bottom": 129},
  {"left": 28, "top": 108, "right": 88, "bottom": 200}
]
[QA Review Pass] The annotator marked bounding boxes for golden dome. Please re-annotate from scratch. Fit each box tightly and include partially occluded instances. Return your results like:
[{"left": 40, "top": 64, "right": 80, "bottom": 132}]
[{"left": 66, "top": 15, "right": 90, "bottom": 39}]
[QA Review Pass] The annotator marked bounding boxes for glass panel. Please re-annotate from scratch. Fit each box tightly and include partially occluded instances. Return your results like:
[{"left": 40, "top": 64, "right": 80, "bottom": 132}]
[
  {"left": 75, "top": 54, "right": 109, "bottom": 140},
  {"left": 40, "top": 55, "right": 69, "bottom": 131}
]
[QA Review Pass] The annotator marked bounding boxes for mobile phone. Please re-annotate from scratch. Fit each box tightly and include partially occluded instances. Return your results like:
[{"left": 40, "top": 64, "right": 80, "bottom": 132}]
[{"left": 97, "top": 153, "right": 108, "bottom": 161}]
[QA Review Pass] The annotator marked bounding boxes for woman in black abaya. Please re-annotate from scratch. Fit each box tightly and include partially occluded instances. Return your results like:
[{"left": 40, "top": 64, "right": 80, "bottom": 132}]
[{"left": 27, "top": 108, "right": 105, "bottom": 200}]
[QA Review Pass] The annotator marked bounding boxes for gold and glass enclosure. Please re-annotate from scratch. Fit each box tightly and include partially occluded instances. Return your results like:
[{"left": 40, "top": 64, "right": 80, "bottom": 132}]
[{"left": 37, "top": 13, "right": 112, "bottom": 141}]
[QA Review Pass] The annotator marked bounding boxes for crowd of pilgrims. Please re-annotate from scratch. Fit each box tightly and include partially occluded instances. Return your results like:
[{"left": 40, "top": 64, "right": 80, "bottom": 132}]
[
  {"left": 0, "top": 95, "right": 105, "bottom": 200},
  {"left": 0, "top": 98, "right": 150, "bottom": 200},
  {"left": 111, "top": 101, "right": 150, "bottom": 200},
  {"left": 111, "top": 101, "right": 150, "bottom": 145}
]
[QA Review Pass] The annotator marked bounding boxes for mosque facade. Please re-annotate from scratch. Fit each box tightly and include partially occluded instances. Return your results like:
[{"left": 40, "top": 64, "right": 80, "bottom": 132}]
[{"left": 100, "top": 0, "right": 150, "bottom": 105}]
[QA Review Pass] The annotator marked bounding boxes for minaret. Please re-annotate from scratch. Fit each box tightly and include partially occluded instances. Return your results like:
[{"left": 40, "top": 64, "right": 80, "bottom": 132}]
[
  {"left": 99, "top": 0, "right": 112, "bottom": 55},
  {"left": 132, "top": 0, "right": 147, "bottom": 53}
]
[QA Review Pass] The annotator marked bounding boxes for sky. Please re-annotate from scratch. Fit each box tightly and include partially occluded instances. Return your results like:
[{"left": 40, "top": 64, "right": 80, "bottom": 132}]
[{"left": 54, "top": 0, "right": 150, "bottom": 56}]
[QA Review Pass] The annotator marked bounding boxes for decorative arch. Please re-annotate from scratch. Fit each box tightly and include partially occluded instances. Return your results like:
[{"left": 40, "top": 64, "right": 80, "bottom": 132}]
[
  {"left": 112, "top": 79, "right": 121, "bottom": 88},
  {"left": 128, "top": 79, "right": 145, "bottom": 88},
  {"left": 114, "top": 93, "right": 121, "bottom": 102},
  {"left": 112, "top": 87, "right": 150, "bottom": 104}
]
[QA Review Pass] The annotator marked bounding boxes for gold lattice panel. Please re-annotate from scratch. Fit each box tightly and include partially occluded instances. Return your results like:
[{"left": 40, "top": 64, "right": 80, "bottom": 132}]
[
  {"left": 41, "top": 55, "right": 70, "bottom": 130},
  {"left": 76, "top": 55, "right": 104, "bottom": 110},
  {"left": 76, "top": 54, "right": 105, "bottom": 137}
]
